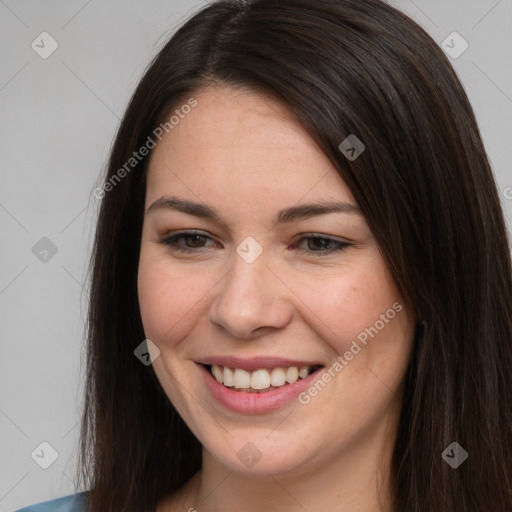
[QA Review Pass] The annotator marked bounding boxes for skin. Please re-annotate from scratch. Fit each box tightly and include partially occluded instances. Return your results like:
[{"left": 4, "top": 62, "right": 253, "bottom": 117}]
[{"left": 137, "top": 85, "right": 416, "bottom": 512}]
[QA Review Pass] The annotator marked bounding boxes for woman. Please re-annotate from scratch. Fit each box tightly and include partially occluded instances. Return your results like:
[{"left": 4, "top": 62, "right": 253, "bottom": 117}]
[{"left": 16, "top": 0, "right": 512, "bottom": 510}]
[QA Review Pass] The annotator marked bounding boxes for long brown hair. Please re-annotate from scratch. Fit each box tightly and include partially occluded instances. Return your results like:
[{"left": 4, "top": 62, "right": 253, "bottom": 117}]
[{"left": 75, "top": 0, "right": 512, "bottom": 510}]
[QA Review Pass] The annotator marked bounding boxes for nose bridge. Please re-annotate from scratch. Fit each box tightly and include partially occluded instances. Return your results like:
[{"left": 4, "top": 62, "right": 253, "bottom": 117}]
[{"left": 208, "top": 242, "right": 292, "bottom": 338}]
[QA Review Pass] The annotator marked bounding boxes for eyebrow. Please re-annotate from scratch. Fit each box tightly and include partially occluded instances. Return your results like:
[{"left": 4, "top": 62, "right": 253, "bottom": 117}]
[{"left": 146, "top": 196, "right": 362, "bottom": 224}]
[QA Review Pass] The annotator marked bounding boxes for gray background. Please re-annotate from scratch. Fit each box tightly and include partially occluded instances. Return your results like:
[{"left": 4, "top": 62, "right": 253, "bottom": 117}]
[{"left": 0, "top": 0, "right": 510, "bottom": 510}]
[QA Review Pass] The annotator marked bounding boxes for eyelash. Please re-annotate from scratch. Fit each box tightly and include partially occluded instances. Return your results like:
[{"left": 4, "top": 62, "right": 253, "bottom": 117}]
[{"left": 157, "top": 231, "right": 351, "bottom": 256}]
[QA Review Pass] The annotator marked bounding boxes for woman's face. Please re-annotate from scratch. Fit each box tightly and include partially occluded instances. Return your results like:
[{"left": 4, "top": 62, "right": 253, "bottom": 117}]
[{"left": 138, "top": 85, "right": 415, "bottom": 477}]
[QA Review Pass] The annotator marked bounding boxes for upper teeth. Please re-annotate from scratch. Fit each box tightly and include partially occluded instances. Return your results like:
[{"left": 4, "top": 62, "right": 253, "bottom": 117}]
[{"left": 210, "top": 364, "right": 312, "bottom": 390}]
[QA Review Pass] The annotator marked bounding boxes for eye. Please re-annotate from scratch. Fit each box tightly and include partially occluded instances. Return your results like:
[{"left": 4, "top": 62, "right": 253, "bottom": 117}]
[
  {"left": 293, "top": 234, "right": 352, "bottom": 255},
  {"left": 157, "top": 231, "right": 352, "bottom": 256},
  {"left": 158, "top": 231, "right": 218, "bottom": 253}
]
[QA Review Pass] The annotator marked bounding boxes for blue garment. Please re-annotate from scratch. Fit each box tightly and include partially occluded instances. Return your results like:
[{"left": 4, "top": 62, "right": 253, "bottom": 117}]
[{"left": 13, "top": 491, "right": 89, "bottom": 512}]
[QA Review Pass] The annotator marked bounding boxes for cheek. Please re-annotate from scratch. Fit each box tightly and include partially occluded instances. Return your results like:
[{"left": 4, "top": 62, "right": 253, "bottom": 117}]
[
  {"left": 295, "top": 263, "right": 399, "bottom": 347},
  {"left": 292, "top": 257, "right": 413, "bottom": 388},
  {"left": 137, "top": 255, "right": 212, "bottom": 343}
]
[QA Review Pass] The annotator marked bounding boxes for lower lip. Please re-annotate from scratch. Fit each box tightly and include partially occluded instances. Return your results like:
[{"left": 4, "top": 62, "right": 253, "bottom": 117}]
[{"left": 198, "top": 364, "right": 324, "bottom": 414}]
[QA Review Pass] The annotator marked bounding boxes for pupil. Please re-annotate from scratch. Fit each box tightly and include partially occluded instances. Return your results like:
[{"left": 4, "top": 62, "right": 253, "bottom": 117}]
[
  {"left": 188, "top": 235, "right": 203, "bottom": 247},
  {"left": 309, "top": 238, "right": 328, "bottom": 251}
]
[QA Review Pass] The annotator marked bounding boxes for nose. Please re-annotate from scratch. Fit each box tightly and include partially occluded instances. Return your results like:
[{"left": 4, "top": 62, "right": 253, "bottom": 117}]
[{"left": 208, "top": 248, "right": 293, "bottom": 339}]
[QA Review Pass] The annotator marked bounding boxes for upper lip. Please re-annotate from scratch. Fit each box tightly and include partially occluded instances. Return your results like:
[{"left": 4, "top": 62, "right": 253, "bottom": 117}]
[{"left": 196, "top": 356, "right": 324, "bottom": 372}]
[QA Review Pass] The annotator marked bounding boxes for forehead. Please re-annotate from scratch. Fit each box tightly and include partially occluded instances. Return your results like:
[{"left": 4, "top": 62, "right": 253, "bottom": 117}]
[{"left": 145, "top": 86, "right": 356, "bottom": 208}]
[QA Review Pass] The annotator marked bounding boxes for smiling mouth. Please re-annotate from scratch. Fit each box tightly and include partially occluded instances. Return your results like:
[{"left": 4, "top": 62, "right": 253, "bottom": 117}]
[{"left": 203, "top": 364, "right": 323, "bottom": 393}]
